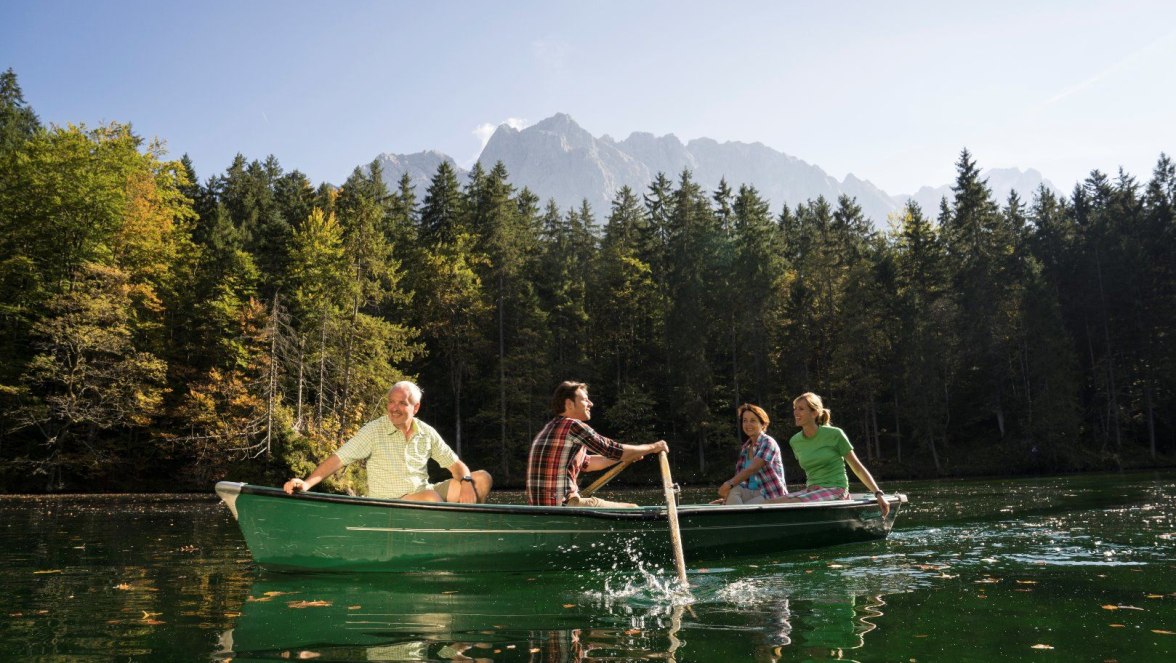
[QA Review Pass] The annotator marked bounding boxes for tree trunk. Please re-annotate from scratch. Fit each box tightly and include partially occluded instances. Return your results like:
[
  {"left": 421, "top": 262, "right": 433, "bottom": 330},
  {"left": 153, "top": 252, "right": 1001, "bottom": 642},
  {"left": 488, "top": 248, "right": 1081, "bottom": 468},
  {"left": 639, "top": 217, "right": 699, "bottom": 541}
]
[
  {"left": 497, "top": 272, "right": 508, "bottom": 481},
  {"left": 1093, "top": 248, "right": 1121, "bottom": 449},
  {"left": 317, "top": 319, "right": 327, "bottom": 429},
  {"left": 337, "top": 296, "right": 359, "bottom": 444},
  {"left": 265, "top": 295, "right": 279, "bottom": 458},
  {"left": 893, "top": 391, "right": 902, "bottom": 465},
  {"left": 295, "top": 338, "right": 305, "bottom": 433}
]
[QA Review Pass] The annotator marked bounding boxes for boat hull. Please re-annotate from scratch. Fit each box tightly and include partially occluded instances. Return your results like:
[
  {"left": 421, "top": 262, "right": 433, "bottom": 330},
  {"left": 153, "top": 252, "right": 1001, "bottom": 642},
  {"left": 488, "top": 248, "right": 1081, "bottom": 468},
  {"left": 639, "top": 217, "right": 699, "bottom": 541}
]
[{"left": 216, "top": 482, "right": 905, "bottom": 573}]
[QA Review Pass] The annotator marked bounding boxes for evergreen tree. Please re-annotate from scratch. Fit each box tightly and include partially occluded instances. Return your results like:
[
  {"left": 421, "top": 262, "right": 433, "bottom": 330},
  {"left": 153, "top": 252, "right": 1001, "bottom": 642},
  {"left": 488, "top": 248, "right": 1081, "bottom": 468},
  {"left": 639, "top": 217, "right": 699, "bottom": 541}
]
[
  {"left": 0, "top": 68, "right": 40, "bottom": 158},
  {"left": 663, "top": 170, "right": 725, "bottom": 473},
  {"left": 419, "top": 161, "right": 465, "bottom": 244},
  {"left": 891, "top": 200, "right": 953, "bottom": 473},
  {"left": 591, "top": 186, "right": 666, "bottom": 441}
]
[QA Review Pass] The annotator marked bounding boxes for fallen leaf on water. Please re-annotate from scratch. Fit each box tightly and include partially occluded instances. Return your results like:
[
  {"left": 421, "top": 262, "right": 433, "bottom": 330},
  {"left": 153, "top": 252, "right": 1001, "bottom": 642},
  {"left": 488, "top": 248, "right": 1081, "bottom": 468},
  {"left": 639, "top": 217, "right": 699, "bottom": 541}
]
[
  {"left": 35, "top": 610, "right": 49, "bottom": 615},
  {"left": 297, "top": 652, "right": 320, "bottom": 660},
  {"left": 625, "top": 629, "right": 641, "bottom": 635},
  {"left": 224, "top": 612, "right": 241, "bottom": 618},
  {"left": 1030, "top": 644, "right": 1054, "bottom": 650},
  {"left": 1109, "top": 624, "right": 1125, "bottom": 628},
  {"left": 1102, "top": 605, "right": 1119, "bottom": 610},
  {"left": 348, "top": 605, "right": 361, "bottom": 610},
  {"left": 563, "top": 604, "right": 575, "bottom": 608},
  {"left": 1152, "top": 630, "right": 1175, "bottom": 635},
  {"left": 287, "top": 600, "right": 332, "bottom": 609},
  {"left": 33, "top": 570, "right": 62, "bottom": 575},
  {"left": 530, "top": 648, "right": 540, "bottom": 653},
  {"left": 494, "top": 650, "right": 502, "bottom": 654}
]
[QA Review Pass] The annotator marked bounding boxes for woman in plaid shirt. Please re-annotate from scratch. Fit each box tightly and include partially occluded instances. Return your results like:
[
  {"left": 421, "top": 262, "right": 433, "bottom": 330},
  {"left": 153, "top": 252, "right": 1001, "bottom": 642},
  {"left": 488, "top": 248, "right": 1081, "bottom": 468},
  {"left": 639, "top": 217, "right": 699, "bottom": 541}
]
[{"left": 715, "top": 403, "right": 788, "bottom": 505}]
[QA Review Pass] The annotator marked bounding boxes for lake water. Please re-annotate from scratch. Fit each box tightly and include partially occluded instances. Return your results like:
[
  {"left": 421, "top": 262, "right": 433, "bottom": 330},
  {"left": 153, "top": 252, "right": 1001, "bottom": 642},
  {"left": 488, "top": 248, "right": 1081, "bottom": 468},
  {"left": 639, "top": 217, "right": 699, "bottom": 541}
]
[{"left": 2, "top": 472, "right": 1174, "bottom": 662}]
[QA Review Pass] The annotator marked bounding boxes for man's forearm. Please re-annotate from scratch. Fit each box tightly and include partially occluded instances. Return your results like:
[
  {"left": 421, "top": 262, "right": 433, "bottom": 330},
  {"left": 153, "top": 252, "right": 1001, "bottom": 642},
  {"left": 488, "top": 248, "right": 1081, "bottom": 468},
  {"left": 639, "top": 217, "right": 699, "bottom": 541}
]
[{"left": 447, "top": 460, "right": 472, "bottom": 480}]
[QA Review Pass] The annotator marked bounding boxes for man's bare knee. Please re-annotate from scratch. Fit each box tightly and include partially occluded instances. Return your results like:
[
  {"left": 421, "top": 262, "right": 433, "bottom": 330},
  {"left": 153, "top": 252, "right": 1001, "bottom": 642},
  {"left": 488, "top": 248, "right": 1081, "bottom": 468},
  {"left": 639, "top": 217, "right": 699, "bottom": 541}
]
[{"left": 402, "top": 490, "right": 442, "bottom": 502}]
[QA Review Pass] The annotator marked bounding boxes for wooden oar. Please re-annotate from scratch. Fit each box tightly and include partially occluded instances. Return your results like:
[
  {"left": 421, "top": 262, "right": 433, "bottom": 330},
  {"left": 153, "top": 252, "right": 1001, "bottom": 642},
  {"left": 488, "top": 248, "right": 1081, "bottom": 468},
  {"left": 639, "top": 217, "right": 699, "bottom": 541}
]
[
  {"left": 580, "top": 458, "right": 636, "bottom": 498},
  {"left": 657, "top": 451, "right": 688, "bottom": 586}
]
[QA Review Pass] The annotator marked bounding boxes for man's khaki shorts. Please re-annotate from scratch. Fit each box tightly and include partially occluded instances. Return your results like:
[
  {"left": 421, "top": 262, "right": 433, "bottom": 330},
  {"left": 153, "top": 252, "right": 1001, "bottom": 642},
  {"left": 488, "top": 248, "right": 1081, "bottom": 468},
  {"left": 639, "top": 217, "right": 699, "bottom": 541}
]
[{"left": 433, "top": 479, "right": 483, "bottom": 503}]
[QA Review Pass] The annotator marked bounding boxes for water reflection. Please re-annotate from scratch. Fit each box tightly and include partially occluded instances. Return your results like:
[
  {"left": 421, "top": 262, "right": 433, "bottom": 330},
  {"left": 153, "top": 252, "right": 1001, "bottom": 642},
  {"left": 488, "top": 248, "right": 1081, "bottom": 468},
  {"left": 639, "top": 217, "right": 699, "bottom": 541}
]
[
  {"left": 223, "top": 572, "right": 671, "bottom": 661},
  {"left": 222, "top": 564, "right": 898, "bottom": 662}
]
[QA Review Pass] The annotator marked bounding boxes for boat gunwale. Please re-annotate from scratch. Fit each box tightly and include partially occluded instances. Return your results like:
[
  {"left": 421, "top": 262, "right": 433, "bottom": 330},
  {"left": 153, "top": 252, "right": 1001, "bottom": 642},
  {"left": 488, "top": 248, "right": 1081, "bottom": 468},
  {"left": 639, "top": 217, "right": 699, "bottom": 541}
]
[{"left": 217, "top": 481, "right": 905, "bottom": 521}]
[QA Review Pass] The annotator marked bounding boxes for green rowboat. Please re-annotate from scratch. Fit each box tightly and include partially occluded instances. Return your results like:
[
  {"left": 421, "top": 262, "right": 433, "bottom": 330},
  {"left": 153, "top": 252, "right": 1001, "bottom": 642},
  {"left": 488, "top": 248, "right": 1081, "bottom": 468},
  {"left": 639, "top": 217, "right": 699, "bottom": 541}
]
[{"left": 215, "top": 481, "right": 906, "bottom": 573}]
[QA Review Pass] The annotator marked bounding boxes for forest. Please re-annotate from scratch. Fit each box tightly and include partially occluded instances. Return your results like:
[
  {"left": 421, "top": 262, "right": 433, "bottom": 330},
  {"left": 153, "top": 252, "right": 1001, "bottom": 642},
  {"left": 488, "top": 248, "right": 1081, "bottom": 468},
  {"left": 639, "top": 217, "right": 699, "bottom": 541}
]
[{"left": 1, "top": 68, "right": 1173, "bottom": 494}]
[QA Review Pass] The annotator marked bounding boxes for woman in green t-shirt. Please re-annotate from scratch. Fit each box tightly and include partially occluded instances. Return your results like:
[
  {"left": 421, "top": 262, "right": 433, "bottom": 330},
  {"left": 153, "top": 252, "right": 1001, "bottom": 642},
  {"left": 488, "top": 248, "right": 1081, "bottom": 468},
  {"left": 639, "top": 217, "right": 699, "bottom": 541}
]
[{"left": 766, "top": 392, "right": 890, "bottom": 517}]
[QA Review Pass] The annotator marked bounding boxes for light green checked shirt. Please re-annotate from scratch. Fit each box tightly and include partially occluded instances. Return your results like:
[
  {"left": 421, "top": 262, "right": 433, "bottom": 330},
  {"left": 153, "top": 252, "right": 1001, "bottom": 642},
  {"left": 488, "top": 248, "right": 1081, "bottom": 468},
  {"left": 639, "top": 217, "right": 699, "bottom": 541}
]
[{"left": 335, "top": 416, "right": 459, "bottom": 499}]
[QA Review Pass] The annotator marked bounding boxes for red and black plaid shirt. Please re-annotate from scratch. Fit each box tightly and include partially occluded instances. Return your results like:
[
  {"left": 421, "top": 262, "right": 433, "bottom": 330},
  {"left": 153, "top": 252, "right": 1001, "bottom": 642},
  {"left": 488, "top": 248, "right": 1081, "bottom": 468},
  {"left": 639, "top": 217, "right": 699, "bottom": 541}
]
[{"left": 526, "top": 417, "right": 625, "bottom": 506}]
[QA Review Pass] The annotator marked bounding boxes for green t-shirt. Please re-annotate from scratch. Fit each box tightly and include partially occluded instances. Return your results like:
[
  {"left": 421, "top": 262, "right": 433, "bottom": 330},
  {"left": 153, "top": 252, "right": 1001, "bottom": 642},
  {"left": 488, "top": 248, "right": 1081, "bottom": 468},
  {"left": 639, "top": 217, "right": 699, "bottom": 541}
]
[{"left": 788, "top": 425, "right": 853, "bottom": 489}]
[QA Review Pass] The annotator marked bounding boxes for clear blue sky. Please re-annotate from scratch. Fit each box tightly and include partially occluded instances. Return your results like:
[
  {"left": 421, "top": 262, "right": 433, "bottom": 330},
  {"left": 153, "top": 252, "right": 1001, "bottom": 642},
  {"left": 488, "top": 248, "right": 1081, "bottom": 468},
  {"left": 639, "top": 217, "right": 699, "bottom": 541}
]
[{"left": 3, "top": 0, "right": 1174, "bottom": 195}]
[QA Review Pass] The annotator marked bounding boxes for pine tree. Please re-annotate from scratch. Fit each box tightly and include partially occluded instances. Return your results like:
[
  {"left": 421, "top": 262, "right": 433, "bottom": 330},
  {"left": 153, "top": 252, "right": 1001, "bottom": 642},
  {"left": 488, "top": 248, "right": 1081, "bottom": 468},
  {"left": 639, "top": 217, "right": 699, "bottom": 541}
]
[{"left": 0, "top": 68, "right": 40, "bottom": 158}]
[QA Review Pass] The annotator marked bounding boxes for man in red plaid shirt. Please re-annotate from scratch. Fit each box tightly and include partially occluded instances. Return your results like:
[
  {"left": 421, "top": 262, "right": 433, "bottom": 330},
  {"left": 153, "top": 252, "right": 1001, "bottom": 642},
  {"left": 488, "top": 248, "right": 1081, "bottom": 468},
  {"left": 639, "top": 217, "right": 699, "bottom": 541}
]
[{"left": 526, "top": 381, "right": 669, "bottom": 507}]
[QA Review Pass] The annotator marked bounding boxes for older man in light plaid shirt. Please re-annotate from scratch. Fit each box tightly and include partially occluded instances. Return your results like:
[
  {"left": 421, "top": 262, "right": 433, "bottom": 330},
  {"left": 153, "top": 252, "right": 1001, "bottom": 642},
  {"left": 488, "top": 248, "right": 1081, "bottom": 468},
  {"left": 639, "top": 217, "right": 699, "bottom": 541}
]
[{"left": 284, "top": 381, "right": 492, "bottom": 502}]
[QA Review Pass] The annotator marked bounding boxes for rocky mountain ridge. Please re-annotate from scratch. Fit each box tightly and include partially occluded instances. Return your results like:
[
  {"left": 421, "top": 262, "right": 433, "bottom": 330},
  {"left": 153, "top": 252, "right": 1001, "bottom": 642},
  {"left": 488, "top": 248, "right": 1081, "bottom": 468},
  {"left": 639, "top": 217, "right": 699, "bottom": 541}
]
[{"left": 373, "top": 113, "right": 1060, "bottom": 226}]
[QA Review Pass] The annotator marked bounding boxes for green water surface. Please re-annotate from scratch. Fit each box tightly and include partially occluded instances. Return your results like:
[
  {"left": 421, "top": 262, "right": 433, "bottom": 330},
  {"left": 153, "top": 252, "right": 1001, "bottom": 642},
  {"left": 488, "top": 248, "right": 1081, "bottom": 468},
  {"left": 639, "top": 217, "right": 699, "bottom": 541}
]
[{"left": 1, "top": 472, "right": 1173, "bottom": 662}]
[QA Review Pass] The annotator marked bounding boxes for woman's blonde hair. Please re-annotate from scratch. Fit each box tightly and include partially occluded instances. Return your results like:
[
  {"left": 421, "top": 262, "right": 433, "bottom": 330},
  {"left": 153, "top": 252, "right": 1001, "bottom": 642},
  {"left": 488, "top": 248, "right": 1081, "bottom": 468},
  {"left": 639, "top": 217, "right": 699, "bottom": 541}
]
[
  {"left": 794, "top": 392, "right": 831, "bottom": 425},
  {"left": 737, "top": 403, "right": 770, "bottom": 430}
]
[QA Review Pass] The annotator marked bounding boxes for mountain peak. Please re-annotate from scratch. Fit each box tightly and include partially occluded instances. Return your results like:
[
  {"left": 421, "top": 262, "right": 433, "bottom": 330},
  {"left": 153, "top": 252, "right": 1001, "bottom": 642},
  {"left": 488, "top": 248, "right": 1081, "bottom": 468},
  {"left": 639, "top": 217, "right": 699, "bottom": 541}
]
[{"left": 533, "top": 112, "right": 583, "bottom": 133}]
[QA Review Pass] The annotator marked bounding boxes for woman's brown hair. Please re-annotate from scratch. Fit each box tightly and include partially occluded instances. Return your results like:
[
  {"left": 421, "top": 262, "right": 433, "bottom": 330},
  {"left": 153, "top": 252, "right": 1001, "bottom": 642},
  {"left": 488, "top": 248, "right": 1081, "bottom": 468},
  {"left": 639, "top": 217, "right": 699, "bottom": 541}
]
[{"left": 737, "top": 403, "right": 770, "bottom": 430}]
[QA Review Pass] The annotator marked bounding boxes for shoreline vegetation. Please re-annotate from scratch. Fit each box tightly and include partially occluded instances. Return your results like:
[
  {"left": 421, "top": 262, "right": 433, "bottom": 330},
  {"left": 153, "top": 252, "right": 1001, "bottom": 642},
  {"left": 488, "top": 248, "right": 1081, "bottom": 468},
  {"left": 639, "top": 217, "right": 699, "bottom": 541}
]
[{"left": 1, "top": 68, "right": 1174, "bottom": 494}]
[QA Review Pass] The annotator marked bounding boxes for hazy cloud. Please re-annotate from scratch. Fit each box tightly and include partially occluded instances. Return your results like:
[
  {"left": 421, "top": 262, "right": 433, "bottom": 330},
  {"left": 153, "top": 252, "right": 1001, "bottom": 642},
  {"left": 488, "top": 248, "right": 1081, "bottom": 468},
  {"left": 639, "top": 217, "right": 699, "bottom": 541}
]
[
  {"left": 1036, "top": 28, "right": 1176, "bottom": 110},
  {"left": 473, "top": 117, "right": 530, "bottom": 152},
  {"left": 532, "top": 37, "right": 571, "bottom": 72}
]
